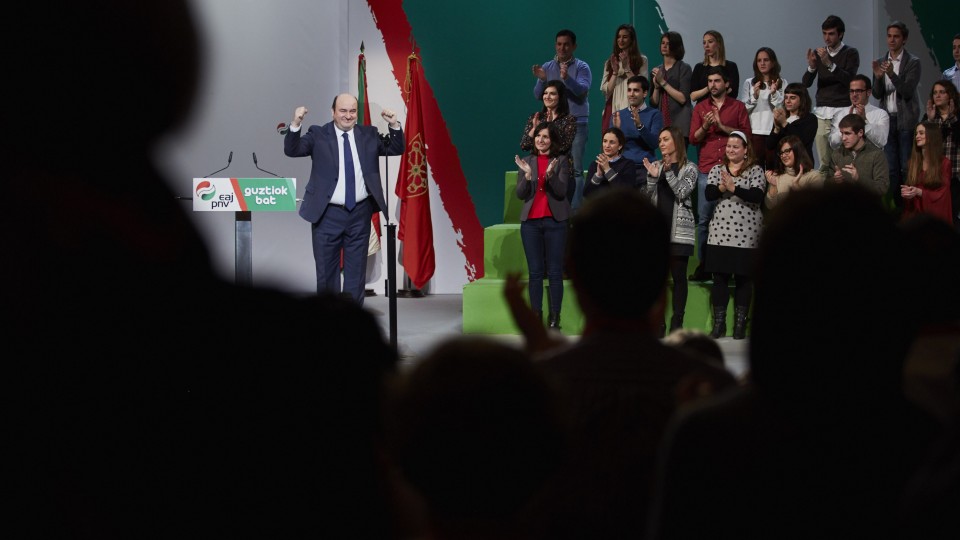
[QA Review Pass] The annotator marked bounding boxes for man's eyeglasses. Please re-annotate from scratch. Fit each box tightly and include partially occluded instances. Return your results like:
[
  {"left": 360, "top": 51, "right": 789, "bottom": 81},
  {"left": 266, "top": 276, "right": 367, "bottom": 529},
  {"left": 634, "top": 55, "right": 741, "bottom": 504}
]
[{"left": 849, "top": 89, "right": 868, "bottom": 94}]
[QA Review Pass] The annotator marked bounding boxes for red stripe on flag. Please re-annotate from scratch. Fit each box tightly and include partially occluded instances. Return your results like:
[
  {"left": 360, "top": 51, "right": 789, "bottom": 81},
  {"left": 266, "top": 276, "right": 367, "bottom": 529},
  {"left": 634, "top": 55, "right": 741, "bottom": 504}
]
[{"left": 367, "top": 0, "right": 484, "bottom": 281}]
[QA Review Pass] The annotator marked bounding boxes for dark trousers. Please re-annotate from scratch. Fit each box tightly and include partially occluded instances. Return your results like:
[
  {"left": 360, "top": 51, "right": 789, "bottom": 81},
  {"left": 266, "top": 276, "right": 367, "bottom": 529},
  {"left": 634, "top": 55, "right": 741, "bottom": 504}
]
[
  {"left": 885, "top": 114, "right": 914, "bottom": 212},
  {"left": 520, "top": 217, "right": 567, "bottom": 314},
  {"left": 311, "top": 198, "right": 373, "bottom": 305}
]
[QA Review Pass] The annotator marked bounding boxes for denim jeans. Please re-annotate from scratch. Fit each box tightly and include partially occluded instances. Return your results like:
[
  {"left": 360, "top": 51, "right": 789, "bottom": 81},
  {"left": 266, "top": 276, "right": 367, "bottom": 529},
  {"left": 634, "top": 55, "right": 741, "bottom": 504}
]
[
  {"left": 696, "top": 171, "right": 717, "bottom": 263},
  {"left": 570, "top": 121, "right": 588, "bottom": 211},
  {"left": 884, "top": 115, "right": 913, "bottom": 211},
  {"left": 520, "top": 217, "right": 567, "bottom": 314}
]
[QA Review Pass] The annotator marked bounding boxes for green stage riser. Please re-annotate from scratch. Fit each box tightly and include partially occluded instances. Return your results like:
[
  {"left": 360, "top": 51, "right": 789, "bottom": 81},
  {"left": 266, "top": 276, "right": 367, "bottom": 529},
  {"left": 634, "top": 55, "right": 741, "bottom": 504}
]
[{"left": 463, "top": 278, "right": 748, "bottom": 337}]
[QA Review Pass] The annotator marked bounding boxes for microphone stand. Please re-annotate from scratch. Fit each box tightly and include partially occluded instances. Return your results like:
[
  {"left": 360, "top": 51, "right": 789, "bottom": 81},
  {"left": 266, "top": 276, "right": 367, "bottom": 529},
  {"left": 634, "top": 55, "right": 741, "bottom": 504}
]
[
  {"left": 177, "top": 151, "right": 233, "bottom": 200},
  {"left": 252, "top": 152, "right": 280, "bottom": 177}
]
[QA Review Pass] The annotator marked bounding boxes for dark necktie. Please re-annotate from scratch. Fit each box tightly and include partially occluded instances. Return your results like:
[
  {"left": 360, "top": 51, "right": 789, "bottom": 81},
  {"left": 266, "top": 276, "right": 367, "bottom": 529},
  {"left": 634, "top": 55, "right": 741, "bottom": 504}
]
[{"left": 342, "top": 132, "right": 356, "bottom": 211}]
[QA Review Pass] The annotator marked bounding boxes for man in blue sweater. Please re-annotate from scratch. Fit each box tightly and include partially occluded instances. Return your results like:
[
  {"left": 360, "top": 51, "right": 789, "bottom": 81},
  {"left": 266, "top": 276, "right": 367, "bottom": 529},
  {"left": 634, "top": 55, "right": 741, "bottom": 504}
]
[{"left": 613, "top": 75, "right": 664, "bottom": 188}]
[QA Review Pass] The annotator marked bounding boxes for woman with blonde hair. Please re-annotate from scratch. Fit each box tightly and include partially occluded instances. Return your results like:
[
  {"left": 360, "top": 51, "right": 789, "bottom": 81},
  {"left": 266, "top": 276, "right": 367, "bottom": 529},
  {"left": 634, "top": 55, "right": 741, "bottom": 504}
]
[
  {"left": 765, "top": 135, "right": 823, "bottom": 209},
  {"left": 690, "top": 30, "right": 739, "bottom": 103},
  {"left": 902, "top": 122, "right": 953, "bottom": 223},
  {"left": 600, "top": 24, "right": 648, "bottom": 133},
  {"left": 704, "top": 131, "right": 765, "bottom": 339}
]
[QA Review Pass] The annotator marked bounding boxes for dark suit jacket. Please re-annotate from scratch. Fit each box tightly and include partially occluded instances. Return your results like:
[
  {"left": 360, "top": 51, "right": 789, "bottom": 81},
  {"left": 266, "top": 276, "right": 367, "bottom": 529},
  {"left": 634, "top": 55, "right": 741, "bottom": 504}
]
[
  {"left": 872, "top": 49, "right": 922, "bottom": 128},
  {"left": 285, "top": 122, "right": 403, "bottom": 223},
  {"left": 516, "top": 154, "right": 571, "bottom": 221}
]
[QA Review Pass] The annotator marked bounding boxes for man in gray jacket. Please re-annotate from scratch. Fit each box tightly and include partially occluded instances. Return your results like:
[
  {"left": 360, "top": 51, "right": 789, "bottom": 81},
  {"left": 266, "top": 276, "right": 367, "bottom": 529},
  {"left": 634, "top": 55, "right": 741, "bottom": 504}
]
[{"left": 872, "top": 21, "right": 922, "bottom": 213}]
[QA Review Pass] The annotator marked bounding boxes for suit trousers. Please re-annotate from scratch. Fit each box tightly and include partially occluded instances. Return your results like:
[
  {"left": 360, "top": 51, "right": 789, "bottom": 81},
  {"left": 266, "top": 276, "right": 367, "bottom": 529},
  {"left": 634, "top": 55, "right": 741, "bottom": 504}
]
[{"left": 311, "top": 198, "right": 373, "bottom": 305}]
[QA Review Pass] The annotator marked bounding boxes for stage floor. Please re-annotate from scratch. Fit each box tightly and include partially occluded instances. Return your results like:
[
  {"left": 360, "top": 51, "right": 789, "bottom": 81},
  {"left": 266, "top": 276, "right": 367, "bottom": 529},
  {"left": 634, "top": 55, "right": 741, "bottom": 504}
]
[{"left": 364, "top": 293, "right": 749, "bottom": 378}]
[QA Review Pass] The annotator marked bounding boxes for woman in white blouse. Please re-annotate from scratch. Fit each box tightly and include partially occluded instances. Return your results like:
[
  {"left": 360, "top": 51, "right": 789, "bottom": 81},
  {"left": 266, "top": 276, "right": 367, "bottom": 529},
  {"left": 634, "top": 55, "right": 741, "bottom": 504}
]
[
  {"left": 600, "top": 24, "right": 647, "bottom": 134},
  {"left": 739, "top": 47, "right": 785, "bottom": 170}
]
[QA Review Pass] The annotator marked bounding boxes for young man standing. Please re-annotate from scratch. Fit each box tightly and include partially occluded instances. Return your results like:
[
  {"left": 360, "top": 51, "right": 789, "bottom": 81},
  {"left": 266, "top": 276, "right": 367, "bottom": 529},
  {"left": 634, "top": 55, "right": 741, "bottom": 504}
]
[
  {"left": 820, "top": 114, "right": 889, "bottom": 197},
  {"left": 688, "top": 67, "right": 750, "bottom": 281},
  {"left": 872, "top": 21, "right": 922, "bottom": 213},
  {"left": 533, "top": 29, "right": 592, "bottom": 210},
  {"left": 828, "top": 75, "right": 889, "bottom": 150},
  {"left": 612, "top": 75, "right": 663, "bottom": 187},
  {"left": 802, "top": 15, "right": 860, "bottom": 168}
]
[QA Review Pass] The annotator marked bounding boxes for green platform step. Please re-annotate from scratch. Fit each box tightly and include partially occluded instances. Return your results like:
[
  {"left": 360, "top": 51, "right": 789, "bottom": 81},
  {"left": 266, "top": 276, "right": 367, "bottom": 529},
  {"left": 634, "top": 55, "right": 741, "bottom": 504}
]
[
  {"left": 463, "top": 275, "right": 733, "bottom": 336},
  {"left": 463, "top": 171, "right": 749, "bottom": 336}
]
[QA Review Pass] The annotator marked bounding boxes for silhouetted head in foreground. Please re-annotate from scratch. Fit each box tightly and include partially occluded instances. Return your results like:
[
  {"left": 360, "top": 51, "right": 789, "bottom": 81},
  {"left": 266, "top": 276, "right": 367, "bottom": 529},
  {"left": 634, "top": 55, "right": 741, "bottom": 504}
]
[{"left": 751, "top": 184, "right": 912, "bottom": 412}]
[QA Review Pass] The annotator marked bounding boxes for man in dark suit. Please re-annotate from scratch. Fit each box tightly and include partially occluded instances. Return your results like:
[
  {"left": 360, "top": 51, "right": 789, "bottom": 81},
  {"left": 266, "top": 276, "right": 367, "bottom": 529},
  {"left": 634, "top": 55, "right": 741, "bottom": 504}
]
[{"left": 285, "top": 94, "right": 403, "bottom": 304}]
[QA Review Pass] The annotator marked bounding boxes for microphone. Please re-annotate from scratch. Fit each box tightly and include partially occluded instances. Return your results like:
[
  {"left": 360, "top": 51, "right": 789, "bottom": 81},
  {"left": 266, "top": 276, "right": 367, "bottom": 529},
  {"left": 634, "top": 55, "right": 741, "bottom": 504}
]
[
  {"left": 203, "top": 151, "right": 233, "bottom": 177},
  {"left": 252, "top": 152, "right": 280, "bottom": 177}
]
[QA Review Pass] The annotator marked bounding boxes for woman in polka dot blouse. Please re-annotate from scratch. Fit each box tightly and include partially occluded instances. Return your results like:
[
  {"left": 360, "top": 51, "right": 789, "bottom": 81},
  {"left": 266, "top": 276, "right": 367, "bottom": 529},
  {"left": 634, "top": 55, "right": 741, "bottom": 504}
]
[{"left": 704, "top": 131, "right": 766, "bottom": 339}]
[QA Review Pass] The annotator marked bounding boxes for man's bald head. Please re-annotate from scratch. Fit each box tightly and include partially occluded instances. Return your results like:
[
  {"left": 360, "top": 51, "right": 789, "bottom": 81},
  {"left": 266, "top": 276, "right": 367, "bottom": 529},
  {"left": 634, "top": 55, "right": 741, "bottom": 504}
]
[{"left": 332, "top": 93, "right": 359, "bottom": 131}]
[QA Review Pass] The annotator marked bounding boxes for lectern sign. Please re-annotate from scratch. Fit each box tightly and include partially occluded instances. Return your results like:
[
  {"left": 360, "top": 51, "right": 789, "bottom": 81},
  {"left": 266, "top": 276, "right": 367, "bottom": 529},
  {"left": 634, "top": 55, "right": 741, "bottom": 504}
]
[{"left": 192, "top": 178, "right": 297, "bottom": 212}]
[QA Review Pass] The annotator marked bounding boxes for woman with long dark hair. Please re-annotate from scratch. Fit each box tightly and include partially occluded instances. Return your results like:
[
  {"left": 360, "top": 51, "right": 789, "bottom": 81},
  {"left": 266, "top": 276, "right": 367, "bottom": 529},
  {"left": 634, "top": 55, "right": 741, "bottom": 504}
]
[
  {"left": 650, "top": 31, "right": 693, "bottom": 144},
  {"left": 515, "top": 122, "right": 571, "bottom": 329},
  {"left": 768, "top": 82, "right": 817, "bottom": 163},
  {"left": 600, "top": 24, "right": 648, "bottom": 133},
  {"left": 902, "top": 121, "right": 953, "bottom": 223},
  {"left": 765, "top": 135, "right": 823, "bottom": 209},
  {"left": 740, "top": 47, "right": 785, "bottom": 169}
]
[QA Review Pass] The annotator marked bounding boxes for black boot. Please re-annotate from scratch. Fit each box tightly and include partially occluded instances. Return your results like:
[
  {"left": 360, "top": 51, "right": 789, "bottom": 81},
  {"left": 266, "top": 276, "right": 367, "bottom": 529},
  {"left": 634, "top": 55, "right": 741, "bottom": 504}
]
[
  {"left": 733, "top": 306, "right": 750, "bottom": 340},
  {"left": 548, "top": 311, "right": 561, "bottom": 329},
  {"left": 709, "top": 306, "right": 727, "bottom": 338},
  {"left": 669, "top": 311, "right": 684, "bottom": 332},
  {"left": 534, "top": 311, "right": 543, "bottom": 325}
]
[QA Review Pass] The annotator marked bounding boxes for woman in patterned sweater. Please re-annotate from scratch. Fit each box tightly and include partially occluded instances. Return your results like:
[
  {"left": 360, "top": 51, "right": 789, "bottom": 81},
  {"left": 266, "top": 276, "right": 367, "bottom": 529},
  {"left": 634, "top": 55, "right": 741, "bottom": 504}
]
[{"left": 642, "top": 126, "right": 697, "bottom": 334}]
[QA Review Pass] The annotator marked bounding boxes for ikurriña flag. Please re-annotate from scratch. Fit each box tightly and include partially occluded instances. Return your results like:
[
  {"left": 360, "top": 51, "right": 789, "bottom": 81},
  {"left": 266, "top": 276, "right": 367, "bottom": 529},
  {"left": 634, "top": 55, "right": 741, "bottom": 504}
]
[{"left": 395, "top": 52, "right": 435, "bottom": 289}]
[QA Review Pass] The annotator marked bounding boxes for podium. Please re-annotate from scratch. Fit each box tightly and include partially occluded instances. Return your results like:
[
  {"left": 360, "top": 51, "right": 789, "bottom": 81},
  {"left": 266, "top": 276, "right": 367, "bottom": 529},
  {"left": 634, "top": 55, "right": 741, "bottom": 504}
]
[{"left": 192, "top": 177, "right": 297, "bottom": 285}]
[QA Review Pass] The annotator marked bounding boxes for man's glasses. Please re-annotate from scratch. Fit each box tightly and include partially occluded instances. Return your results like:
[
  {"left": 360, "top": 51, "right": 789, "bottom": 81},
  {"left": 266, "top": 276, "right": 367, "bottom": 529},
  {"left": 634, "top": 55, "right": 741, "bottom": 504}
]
[{"left": 849, "top": 89, "right": 868, "bottom": 94}]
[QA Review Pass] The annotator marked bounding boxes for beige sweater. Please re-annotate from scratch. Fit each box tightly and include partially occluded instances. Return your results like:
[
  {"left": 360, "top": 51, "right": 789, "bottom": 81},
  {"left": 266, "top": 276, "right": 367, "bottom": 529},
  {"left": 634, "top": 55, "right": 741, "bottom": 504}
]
[{"left": 765, "top": 168, "right": 824, "bottom": 209}]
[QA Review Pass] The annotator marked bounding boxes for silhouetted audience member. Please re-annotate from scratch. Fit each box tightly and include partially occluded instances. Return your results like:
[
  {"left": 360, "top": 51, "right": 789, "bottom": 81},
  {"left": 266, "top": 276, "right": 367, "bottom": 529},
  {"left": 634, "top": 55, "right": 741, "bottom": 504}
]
[
  {"left": 7, "top": 3, "right": 399, "bottom": 538},
  {"left": 648, "top": 184, "right": 939, "bottom": 540},
  {"left": 389, "top": 337, "right": 567, "bottom": 540},
  {"left": 897, "top": 211, "right": 960, "bottom": 540},
  {"left": 536, "top": 188, "right": 735, "bottom": 540},
  {"left": 898, "top": 213, "right": 960, "bottom": 423}
]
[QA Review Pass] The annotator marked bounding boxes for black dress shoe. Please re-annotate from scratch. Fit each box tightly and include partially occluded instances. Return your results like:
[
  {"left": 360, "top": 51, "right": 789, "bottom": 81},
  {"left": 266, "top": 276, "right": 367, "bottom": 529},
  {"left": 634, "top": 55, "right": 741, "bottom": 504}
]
[{"left": 689, "top": 265, "right": 710, "bottom": 282}]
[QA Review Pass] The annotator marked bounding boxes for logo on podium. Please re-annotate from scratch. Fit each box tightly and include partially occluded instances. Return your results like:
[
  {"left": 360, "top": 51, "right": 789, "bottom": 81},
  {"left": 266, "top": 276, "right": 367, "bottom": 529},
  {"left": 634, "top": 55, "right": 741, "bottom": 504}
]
[{"left": 192, "top": 178, "right": 296, "bottom": 212}]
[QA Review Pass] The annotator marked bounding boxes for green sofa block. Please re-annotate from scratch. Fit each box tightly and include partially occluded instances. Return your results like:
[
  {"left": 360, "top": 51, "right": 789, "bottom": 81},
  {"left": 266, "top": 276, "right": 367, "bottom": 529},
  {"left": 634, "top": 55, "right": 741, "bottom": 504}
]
[
  {"left": 503, "top": 171, "right": 522, "bottom": 224},
  {"left": 483, "top": 224, "right": 526, "bottom": 279}
]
